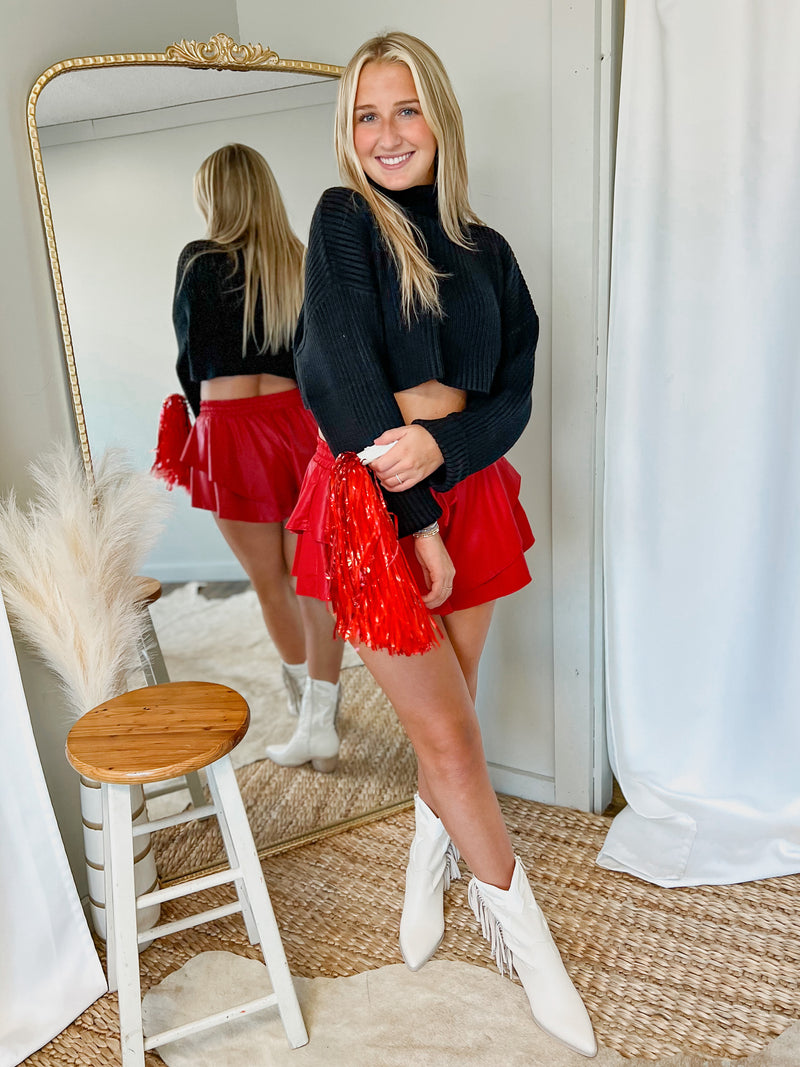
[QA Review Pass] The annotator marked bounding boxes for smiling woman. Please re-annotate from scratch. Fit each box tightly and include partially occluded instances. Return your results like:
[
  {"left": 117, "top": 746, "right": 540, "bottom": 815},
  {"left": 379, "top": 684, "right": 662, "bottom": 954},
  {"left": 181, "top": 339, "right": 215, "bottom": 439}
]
[{"left": 284, "top": 30, "right": 596, "bottom": 1059}]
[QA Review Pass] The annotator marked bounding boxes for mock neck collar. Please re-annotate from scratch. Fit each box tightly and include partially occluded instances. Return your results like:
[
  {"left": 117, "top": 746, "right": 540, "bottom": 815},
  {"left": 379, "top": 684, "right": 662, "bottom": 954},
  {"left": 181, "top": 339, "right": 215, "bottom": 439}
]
[{"left": 368, "top": 177, "right": 440, "bottom": 218}]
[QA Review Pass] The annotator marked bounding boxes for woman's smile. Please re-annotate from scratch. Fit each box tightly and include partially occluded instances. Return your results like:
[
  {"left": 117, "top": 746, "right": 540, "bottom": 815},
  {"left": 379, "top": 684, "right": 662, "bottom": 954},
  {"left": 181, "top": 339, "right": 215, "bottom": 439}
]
[{"left": 377, "top": 150, "right": 414, "bottom": 168}]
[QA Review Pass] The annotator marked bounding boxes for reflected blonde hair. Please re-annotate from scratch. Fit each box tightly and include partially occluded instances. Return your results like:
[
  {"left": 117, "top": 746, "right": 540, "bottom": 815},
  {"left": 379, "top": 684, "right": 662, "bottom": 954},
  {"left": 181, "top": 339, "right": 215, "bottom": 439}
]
[
  {"left": 335, "top": 32, "right": 481, "bottom": 321},
  {"left": 193, "top": 143, "right": 304, "bottom": 353}
]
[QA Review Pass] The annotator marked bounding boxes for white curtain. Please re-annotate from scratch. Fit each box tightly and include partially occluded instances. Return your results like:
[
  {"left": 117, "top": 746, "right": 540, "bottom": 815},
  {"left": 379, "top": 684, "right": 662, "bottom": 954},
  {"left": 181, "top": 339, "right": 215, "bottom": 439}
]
[
  {"left": 0, "top": 594, "right": 105, "bottom": 1065},
  {"left": 600, "top": 0, "right": 800, "bottom": 887}
]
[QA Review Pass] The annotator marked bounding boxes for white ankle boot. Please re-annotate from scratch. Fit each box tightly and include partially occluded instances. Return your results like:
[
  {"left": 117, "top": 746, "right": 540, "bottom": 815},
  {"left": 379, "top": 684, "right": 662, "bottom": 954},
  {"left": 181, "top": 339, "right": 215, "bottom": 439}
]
[
  {"left": 399, "top": 794, "right": 461, "bottom": 971},
  {"left": 280, "top": 661, "right": 307, "bottom": 717},
  {"left": 468, "top": 857, "right": 597, "bottom": 1058},
  {"left": 265, "top": 678, "right": 340, "bottom": 772}
]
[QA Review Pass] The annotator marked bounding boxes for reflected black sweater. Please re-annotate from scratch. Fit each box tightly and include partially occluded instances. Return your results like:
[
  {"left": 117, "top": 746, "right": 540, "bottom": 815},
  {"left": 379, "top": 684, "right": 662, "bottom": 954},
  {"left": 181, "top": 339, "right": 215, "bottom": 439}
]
[
  {"left": 293, "top": 183, "right": 539, "bottom": 537},
  {"left": 173, "top": 240, "right": 296, "bottom": 417}
]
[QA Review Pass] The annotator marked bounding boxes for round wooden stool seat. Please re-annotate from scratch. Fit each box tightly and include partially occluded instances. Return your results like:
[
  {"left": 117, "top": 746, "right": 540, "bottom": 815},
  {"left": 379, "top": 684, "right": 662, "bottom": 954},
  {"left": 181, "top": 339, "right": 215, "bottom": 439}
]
[
  {"left": 66, "top": 681, "right": 249, "bottom": 785},
  {"left": 133, "top": 575, "right": 162, "bottom": 607}
]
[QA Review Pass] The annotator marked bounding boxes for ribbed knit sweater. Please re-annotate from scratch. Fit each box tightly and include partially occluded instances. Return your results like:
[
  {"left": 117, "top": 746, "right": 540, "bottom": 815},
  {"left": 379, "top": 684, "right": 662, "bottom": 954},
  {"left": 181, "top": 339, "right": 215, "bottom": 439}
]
[
  {"left": 173, "top": 240, "right": 296, "bottom": 417},
  {"left": 293, "top": 182, "right": 539, "bottom": 537}
]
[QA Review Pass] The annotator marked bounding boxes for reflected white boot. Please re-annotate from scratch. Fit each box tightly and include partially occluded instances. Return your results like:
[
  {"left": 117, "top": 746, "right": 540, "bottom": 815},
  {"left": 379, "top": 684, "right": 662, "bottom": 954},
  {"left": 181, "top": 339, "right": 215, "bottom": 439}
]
[
  {"left": 281, "top": 660, "right": 307, "bottom": 717},
  {"left": 265, "top": 678, "right": 340, "bottom": 772},
  {"left": 468, "top": 857, "right": 597, "bottom": 1058},
  {"left": 399, "top": 794, "right": 461, "bottom": 971}
]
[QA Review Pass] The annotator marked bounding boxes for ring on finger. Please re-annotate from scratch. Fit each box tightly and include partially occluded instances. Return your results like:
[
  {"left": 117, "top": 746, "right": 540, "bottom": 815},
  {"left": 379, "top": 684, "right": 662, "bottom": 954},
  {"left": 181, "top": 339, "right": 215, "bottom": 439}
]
[{"left": 395, "top": 473, "right": 403, "bottom": 485}]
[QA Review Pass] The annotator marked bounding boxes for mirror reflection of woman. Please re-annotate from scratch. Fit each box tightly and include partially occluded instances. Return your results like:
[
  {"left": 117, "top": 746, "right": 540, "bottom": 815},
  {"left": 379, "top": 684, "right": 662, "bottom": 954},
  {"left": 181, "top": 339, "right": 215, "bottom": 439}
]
[
  {"left": 173, "top": 143, "right": 344, "bottom": 770},
  {"left": 288, "top": 34, "right": 597, "bottom": 1058}
]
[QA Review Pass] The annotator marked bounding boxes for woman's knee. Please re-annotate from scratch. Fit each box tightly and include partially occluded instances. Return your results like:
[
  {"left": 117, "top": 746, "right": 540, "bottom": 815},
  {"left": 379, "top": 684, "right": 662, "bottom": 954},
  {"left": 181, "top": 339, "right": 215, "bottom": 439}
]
[
  {"left": 253, "top": 573, "right": 296, "bottom": 612},
  {"left": 413, "top": 714, "right": 484, "bottom": 779}
]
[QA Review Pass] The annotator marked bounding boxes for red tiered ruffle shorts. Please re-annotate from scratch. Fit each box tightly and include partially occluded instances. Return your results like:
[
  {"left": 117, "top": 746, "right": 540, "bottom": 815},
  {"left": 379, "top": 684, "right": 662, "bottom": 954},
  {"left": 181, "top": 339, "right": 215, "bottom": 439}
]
[
  {"left": 181, "top": 389, "right": 319, "bottom": 523},
  {"left": 287, "top": 437, "right": 534, "bottom": 615}
]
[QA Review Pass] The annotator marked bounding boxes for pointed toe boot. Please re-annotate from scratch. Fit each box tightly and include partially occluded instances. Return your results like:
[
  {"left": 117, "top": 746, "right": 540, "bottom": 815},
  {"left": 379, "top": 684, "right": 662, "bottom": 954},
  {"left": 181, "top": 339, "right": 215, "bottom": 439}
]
[
  {"left": 468, "top": 856, "right": 597, "bottom": 1058},
  {"left": 399, "top": 794, "right": 461, "bottom": 971}
]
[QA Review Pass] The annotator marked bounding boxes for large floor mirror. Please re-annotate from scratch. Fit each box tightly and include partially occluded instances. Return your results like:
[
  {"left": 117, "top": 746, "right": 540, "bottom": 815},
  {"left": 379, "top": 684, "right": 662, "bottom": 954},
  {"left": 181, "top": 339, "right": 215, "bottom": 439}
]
[{"left": 28, "top": 33, "right": 416, "bottom": 881}]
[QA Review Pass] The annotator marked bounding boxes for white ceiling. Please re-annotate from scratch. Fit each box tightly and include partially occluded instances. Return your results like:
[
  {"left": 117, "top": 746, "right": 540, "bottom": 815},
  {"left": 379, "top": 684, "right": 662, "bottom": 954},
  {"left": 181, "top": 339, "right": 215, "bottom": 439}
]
[{"left": 36, "top": 65, "right": 334, "bottom": 126}]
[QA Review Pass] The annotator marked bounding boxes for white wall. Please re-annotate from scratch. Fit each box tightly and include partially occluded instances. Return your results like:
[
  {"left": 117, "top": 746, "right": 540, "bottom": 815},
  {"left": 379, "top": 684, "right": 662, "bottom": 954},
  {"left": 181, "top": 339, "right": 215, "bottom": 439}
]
[
  {"left": 0, "top": 0, "right": 238, "bottom": 895},
  {"left": 41, "top": 85, "right": 339, "bottom": 581}
]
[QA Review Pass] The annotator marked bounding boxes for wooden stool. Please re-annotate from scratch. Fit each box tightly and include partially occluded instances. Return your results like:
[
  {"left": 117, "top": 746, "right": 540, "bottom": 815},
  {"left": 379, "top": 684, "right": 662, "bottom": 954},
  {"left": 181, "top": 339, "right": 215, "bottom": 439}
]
[
  {"left": 133, "top": 577, "right": 205, "bottom": 810},
  {"left": 66, "top": 681, "right": 308, "bottom": 1064}
]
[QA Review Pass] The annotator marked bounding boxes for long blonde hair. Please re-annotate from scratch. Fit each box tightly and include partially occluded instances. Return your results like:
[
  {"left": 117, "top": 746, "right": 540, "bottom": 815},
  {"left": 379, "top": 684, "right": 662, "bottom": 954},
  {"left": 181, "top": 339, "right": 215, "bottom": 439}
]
[
  {"left": 335, "top": 32, "right": 481, "bottom": 321},
  {"left": 193, "top": 143, "right": 305, "bottom": 353}
]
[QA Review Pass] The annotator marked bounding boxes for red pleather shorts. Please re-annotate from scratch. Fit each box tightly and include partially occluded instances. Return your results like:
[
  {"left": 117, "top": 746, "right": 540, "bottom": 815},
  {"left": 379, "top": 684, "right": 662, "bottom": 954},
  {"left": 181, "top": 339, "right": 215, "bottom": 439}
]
[
  {"left": 287, "top": 437, "right": 534, "bottom": 615},
  {"left": 181, "top": 389, "right": 319, "bottom": 523}
]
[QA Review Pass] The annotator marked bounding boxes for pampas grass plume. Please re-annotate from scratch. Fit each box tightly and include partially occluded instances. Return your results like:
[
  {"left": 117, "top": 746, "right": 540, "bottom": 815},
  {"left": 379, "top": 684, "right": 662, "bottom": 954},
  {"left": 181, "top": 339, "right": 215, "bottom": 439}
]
[{"left": 0, "top": 444, "right": 170, "bottom": 720}]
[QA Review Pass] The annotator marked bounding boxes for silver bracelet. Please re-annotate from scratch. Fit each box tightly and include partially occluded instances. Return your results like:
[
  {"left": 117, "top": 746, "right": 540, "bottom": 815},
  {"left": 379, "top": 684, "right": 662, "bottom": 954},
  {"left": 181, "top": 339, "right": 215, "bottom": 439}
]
[{"left": 412, "top": 521, "right": 440, "bottom": 540}]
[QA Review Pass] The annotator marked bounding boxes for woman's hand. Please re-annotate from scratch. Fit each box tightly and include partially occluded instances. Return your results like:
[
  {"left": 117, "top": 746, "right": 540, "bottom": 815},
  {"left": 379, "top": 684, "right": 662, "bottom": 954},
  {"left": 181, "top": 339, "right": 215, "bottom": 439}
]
[
  {"left": 369, "top": 425, "right": 444, "bottom": 491},
  {"left": 413, "top": 533, "right": 455, "bottom": 609}
]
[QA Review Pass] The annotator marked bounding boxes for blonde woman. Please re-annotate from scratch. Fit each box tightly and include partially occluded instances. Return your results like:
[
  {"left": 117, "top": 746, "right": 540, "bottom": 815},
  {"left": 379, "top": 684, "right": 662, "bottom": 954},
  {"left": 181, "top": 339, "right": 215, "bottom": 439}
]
[
  {"left": 174, "top": 143, "right": 343, "bottom": 769},
  {"left": 288, "top": 33, "right": 596, "bottom": 1059}
]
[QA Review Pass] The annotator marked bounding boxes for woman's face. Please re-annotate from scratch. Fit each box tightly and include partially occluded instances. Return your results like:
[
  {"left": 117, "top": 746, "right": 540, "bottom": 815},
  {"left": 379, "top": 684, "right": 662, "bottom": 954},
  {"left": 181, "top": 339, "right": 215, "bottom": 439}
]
[{"left": 353, "top": 60, "right": 437, "bottom": 190}]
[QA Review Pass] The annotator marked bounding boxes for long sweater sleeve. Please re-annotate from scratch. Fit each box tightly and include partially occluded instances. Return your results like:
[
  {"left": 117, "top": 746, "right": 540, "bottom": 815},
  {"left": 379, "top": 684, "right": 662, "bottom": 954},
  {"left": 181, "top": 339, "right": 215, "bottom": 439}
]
[
  {"left": 294, "top": 189, "right": 442, "bottom": 537},
  {"left": 413, "top": 238, "right": 538, "bottom": 491}
]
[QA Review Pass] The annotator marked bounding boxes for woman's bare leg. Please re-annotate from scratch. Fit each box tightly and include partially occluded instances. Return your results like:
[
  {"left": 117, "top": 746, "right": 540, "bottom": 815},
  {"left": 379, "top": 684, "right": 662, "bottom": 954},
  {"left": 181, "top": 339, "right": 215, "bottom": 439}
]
[
  {"left": 417, "top": 601, "right": 495, "bottom": 812},
  {"left": 214, "top": 516, "right": 305, "bottom": 663},
  {"left": 358, "top": 624, "right": 514, "bottom": 889},
  {"left": 442, "top": 602, "right": 495, "bottom": 703},
  {"left": 280, "top": 527, "right": 344, "bottom": 682},
  {"left": 297, "top": 595, "right": 344, "bottom": 682}
]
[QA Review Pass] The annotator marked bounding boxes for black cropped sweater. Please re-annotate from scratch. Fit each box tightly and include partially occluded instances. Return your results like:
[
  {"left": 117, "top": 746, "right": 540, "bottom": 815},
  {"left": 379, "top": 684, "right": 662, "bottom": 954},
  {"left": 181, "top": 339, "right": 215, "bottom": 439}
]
[
  {"left": 293, "top": 183, "right": 539, "bottom": 537},
  {"left": 173, "top": 240, "right": 296, "bottom": 416}
]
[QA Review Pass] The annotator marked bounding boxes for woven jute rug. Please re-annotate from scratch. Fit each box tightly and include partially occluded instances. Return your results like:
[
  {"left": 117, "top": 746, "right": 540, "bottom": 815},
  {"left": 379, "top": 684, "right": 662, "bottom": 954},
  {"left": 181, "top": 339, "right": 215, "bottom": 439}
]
[{"left": 26, "top": 798, "right": 800, "bottom": 1064}]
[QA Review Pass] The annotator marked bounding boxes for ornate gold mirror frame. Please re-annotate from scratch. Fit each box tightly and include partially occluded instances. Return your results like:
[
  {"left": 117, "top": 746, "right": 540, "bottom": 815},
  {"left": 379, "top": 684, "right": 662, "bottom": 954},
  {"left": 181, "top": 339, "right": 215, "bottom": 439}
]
[{"left": 27, "top": 32, "right": 342, "bottom": 481}]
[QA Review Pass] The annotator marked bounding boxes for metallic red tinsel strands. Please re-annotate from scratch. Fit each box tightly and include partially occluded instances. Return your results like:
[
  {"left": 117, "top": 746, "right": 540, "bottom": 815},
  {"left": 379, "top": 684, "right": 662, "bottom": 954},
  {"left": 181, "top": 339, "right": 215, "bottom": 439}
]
[
  {"left": 326, "top": 452, "right": 441, "bottom": 656},
  {"left": 150, "top": 394, "right": 193, "bottom": 491}
]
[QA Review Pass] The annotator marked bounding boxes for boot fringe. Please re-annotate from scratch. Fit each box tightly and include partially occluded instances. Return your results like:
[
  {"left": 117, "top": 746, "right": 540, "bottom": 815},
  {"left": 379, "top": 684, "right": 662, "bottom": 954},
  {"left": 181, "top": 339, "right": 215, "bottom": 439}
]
[
  {"left": 443, "top": 841, "right": 461, "bottom": 892},
  {"left": 468, "top": 879, "right": 516, "bottom": 979}
]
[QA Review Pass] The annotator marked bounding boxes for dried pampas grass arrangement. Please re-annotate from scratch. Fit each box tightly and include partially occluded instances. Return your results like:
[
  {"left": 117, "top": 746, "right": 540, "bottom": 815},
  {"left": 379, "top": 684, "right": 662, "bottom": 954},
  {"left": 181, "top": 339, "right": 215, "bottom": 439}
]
[{"left": 0, "top": 444, "right": 170, "bottom": 720}]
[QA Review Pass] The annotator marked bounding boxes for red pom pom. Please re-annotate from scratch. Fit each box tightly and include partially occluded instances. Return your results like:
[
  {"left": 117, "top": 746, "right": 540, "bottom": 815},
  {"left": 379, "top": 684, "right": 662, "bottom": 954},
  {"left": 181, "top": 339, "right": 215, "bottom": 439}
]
[
  {"left": 151, "top": 394, "right": 193, "bottom": 491},
  {"left": 326, "top": 452, "right": 441, "bottom": 656}
]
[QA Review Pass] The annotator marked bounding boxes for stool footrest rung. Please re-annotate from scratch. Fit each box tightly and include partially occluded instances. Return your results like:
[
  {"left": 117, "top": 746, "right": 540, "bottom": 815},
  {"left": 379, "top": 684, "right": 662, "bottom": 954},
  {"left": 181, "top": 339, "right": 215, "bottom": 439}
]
[
  {"left": 136, "top": 867, "right": 242, "bottom": 909},
  {"left": 136, "top": 901, "right": 242, "bottom": 944},
  {"left": 143, "top": 993, "right": 279, "bottom": 1051},
  {"left": 133, "top": 803, "right": 217, "bottom": 835}
]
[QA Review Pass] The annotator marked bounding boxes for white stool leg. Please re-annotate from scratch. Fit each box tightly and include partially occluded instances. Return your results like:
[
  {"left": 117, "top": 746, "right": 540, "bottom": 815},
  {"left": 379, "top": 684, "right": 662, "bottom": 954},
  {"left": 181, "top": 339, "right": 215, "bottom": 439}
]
[
  {"left": 106, "top": 782, "right": 145, "bottom": 1067},
  {"left": 182, "top": 771, "right": 208, "bottom": 810},
  {"left": 101, "top": 782, "right": 117, "bottom": 993},
  {"left": 206, "top": 762, "right": 259, "bottom": 944},
  {"left": 138, "top": 612, "right": 170, "bottom": 686},
  {"left": 206, "top": 756, "right": 308, "bottom": 1049},
  {"left": 138, "top": 612, "right": 206, "bottom": 809}
]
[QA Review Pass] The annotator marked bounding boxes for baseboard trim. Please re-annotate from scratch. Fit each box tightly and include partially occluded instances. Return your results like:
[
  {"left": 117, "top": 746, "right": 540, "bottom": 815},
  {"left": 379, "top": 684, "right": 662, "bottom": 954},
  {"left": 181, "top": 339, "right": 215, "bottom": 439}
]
[{"left": 488, "top": 765, "right": 555, "bottom": 804}]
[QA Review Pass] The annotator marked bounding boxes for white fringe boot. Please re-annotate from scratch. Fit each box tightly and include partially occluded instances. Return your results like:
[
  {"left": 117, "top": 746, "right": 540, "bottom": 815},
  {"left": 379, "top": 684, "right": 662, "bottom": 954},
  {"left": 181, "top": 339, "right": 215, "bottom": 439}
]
[
  {"left": 265, "top": 678, "right": 340, "bottom": 772},
  {"left": 399, "top": 794, "right": 461, "bottom": 971},
  {"left": 468, "top": 856, "right": 597, "bottom": 1058},
  {"left": 280, "top": 660, "right": 307, "bottom": 717}
]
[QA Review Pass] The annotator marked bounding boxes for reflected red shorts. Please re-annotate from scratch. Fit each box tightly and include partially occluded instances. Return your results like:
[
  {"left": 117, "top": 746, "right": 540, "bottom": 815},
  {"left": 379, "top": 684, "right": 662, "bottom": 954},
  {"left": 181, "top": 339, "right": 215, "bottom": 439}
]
[
  {"left": 181, "top": 389, "right": 318, "bottom": 523},
  {"left": 287, "top": 438, "right": 534, "bottom": 615}
]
